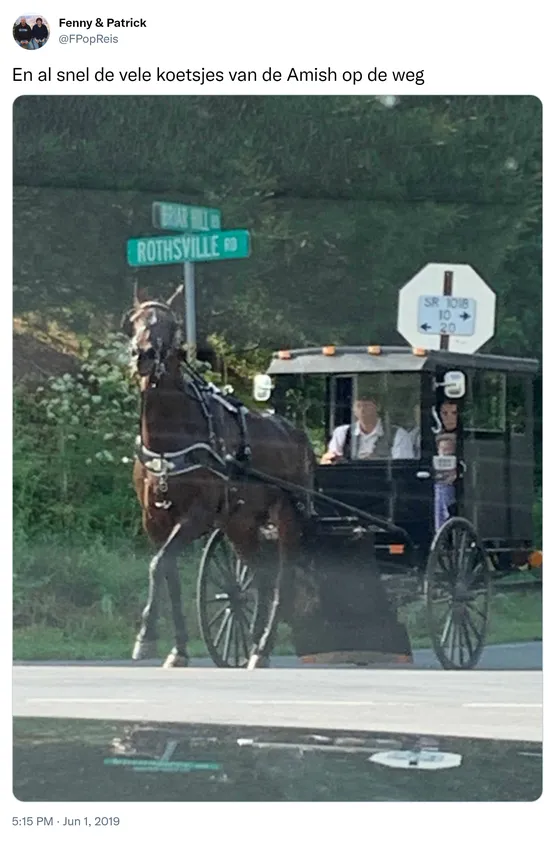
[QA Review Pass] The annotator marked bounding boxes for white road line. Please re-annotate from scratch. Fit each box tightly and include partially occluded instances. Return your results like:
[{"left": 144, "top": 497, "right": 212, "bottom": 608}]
[
  {"left": 463, "top": 703, "right": 541, "bottom": 709},
  {"left": 239, "top": 700, "right": 418, "bottom": 707},
  {"left": 25, "top": 698, "right": 146, "bottom": 704}
]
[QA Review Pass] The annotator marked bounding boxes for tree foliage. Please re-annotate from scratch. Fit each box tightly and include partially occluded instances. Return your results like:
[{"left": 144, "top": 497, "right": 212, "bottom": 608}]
[{"left": 13, "top": 95, "right": 541, "bottom": 357}]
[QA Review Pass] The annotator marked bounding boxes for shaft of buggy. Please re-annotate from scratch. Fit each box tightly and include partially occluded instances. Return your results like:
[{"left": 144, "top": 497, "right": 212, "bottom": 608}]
[{"left": 224, "top": 455, "right": 415, "bottom": 550}]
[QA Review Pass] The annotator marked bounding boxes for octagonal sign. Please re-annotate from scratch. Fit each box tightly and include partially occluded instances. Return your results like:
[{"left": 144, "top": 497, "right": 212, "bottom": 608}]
[{"left": 397, "top": 263, "right": 496, "bottom": 353}]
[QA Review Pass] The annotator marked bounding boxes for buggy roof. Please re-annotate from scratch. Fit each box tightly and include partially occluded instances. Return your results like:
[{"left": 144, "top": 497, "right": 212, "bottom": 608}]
[{"left": 266, "top": 346, "right": 539, "bottom": 376}]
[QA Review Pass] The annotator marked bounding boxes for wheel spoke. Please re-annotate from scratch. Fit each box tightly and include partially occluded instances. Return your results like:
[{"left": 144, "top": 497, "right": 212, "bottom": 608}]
[
  {"left": 206, "top": 603, "right": 229, "bottom": 629},
  {"left": 213, "top": 609, "right": 231, "bottom": 648},
  {"left": 241, "top": 569, "right": 256, "bottom": 591},
  {"left": 465, "top": 607, "right": 484, "bottom": 640},
  {"left": 440, "top": 611, "right": 454, "bottom": 648},
  {"left": 460, "top": 609, "right": 477, "bottom": 656},
  {"left": 212, "top": 558, "right": 235, "bottom": 590},
  {"left": 449, "top": 619, "right": 459, "bottom": 664},
  {"left": 205, "top": 595, "right": 229, "bottom": 604},
  {"left": 466, "top": 602, "right": 488, "bottom": 623},
  {"left": 233, "top": 615, "right": 240, "bottom": 666},
  {"left": 222, "top": 614, "right": 233, "bottom": 663}
]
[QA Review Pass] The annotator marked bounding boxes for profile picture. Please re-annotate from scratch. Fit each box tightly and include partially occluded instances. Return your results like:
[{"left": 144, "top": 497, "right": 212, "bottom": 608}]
[{"left": 13, "top": 15, "right": 50, "bottom": 49}]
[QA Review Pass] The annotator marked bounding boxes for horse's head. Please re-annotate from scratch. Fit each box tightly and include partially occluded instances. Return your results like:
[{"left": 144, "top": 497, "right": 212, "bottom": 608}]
[{"left": 121, "top": 284, "right": 184, "bottom": 381}]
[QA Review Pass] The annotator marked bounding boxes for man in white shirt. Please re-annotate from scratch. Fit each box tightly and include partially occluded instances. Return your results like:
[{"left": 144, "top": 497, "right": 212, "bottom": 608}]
[{"left": 320, "top": 395, "right": 416, "bottom": 464}]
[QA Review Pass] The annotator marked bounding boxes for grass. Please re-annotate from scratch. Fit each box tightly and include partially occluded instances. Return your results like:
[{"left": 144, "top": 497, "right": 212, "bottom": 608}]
[
  {"left": 400, "top": 589, "right": 542, "bottom": 649},
  {"left": 13, "top": 535, "right": 541, "bottom": 662}
]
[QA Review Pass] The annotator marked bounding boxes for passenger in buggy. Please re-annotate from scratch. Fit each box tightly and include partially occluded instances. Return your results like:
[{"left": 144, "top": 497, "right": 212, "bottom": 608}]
[
  {"left": 320, "top": 394, "right": 416, "bottom": 464},
  {"left": 434, "top": 400, "right": 459, "bottom": 531}
]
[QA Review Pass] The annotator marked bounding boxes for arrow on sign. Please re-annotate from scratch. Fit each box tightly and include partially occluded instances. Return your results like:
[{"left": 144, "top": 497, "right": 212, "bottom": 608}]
[
  {"left": 460, "top": 312, "right": 471, "bottom": 321},
  {"left": 420, "top": 323, "right": 431, "bottom": 331}
]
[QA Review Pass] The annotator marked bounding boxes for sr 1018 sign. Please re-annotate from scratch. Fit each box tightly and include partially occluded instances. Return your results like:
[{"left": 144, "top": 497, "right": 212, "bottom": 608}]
[{"left": 417, "top": 295, "right": 477, "bottom": 338}]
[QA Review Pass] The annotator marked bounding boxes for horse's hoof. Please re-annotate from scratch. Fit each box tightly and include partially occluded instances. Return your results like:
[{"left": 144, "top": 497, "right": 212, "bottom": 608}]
[
  {"left": 246, "top": 654, "right": 259, "bottom": 671},
  {"left": 132, "top": 639, "right": 158, "bottom": 660},
  {"left": 163, "top": 649, "right": 189, "bottom": 668},
  {"left": 246, "top": 653, "right": 270, "bottom": 670}
]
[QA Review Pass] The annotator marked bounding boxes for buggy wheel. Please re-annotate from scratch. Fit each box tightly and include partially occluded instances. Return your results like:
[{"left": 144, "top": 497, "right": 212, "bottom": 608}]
[
  {"left": 426, "top": 517, "right": 492, "bottom": 670},
  {"left": 197, "top": 529, "right": 258, "bottom": 668}
]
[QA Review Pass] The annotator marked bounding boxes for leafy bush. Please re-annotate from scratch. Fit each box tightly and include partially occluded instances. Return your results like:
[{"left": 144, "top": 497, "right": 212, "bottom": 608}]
[{"left": 14, "top": 333, "right": 141, "bottom": 539}]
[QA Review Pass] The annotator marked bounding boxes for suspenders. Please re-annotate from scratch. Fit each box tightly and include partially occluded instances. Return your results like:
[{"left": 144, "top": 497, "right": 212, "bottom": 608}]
[{"left": 343, "top": 423, "right": 392, "bottom": 460}]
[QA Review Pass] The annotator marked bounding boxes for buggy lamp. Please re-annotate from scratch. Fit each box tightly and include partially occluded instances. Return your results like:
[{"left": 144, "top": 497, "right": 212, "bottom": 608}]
[
  {"left": 367, "top": 345, "right": 381, "bottom": 355},
  {"left": 277, "top": 350, "right": 292, "bottom": 360},
  {"left": 322, "top": 346, "right": 336, "bottom": 356},
  {"left": 528, "top": 550, "right": 542, "bottom": 569}
]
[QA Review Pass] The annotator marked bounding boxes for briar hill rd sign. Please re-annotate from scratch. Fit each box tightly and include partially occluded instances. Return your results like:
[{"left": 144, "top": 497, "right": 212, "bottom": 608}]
[
  {"left": 127, "top": 229, "right": 251, "bottom": 267},
  {"left": 151, "top": 201, "right": 222, "bottom": 233}
]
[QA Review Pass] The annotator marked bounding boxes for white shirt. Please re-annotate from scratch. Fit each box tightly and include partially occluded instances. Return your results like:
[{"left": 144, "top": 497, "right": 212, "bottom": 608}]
[{"left": 327, "top": 418, "right": 416, "bottom": 460}]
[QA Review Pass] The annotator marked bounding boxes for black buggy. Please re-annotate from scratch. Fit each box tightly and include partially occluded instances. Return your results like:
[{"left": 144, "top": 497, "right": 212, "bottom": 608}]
[{"left": 197, "top": 344, "right": 540, "bottom": 670}]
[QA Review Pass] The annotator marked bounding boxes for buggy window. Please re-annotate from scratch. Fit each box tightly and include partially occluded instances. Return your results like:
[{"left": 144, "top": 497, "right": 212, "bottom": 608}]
[
  {"left": 274, "top": 374, "right": 328, "bottom": 456},
  {"left": 466, "top": 371, "right": 506, "bottom": 433},
  {"left": 507, "top": 376, "right": 527, "bottom": 435},
  {"left": 354, "top": 373, "right": 421, "bottom": 459}
]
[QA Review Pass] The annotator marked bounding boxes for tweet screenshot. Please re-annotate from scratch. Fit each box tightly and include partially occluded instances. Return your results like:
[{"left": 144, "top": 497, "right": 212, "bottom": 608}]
[{"left": 6, "top": 0, "right": 549, "bottom": 835}]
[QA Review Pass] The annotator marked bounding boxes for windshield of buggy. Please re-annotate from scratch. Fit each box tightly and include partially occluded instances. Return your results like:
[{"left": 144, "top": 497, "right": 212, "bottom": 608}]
[{"left": 272, "top": 372, "right": 421, "bottom": 461}]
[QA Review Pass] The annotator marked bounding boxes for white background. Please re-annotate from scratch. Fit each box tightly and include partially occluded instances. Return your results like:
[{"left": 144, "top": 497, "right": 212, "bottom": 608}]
[{"left": 3, "top": 0, "right": 549, "bottom": 836}]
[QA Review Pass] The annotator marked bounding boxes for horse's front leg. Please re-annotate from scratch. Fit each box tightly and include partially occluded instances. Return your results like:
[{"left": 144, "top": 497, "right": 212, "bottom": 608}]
[{"left": 132, "top": 522, "right": 183, "bottom": 662}]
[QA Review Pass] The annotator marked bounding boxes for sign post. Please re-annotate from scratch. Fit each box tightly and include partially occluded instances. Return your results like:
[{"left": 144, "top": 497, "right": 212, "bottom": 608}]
[
  {"left": 184, "top": 261, "right": 196, "bottom": 362},
  {"left": 128, "top": 202, "right": 250, "bottom": 364},
  {"left": 397, "top": 263, "right": 496, "bottom": 353}
]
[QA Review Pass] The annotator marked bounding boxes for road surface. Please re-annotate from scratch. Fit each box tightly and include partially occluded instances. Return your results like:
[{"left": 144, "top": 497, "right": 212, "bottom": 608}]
[{"left": 13, "top": 643, "right": 542, "bottom": 742}]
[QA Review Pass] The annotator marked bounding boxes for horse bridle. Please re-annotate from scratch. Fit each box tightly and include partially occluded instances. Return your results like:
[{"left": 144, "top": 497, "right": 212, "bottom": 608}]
[{"left": 128, "top": 300, "right": 182, "bottom": 386}]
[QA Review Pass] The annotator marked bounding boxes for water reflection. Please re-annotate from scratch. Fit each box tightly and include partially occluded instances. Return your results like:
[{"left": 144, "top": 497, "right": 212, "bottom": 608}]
[{"left": 13, "top": 718, "right": 541, "bottom": 802}]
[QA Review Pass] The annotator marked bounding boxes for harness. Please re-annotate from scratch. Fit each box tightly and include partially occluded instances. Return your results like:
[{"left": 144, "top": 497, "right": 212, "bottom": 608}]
[{"left": 135, "top": 360, "right": 252, "bottom": 507}]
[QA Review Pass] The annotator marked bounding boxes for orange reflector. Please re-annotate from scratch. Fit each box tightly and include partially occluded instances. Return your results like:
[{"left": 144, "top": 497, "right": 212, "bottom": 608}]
[
  {"left": 412, "top": 347, "right": 427, "bottom": 356},
  {"left": 277, "top": 350, "right": 291, "bottom": 360},
  {"left": 389, "top": 544, "right": 405, "bottom": 555},
  {"left": 322, "top": 345, "right": 336, "bottom": 356},
  {"left": 528, "top": 550, "right": 542, "bottom": 569},
  {"left": 367, "top": 345, "right": 381, "bottom": 355}
]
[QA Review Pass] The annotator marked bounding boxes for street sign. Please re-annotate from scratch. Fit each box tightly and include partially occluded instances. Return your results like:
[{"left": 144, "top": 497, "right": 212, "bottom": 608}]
[
  {"left": 127, "top": 229, "right": 250, "bottom": 267},
  {"left": 152, "top": 202, "right": 221, "bottom": 233},
  {"left": 397, "top": 263, "right": 496, "bottom": 353}
]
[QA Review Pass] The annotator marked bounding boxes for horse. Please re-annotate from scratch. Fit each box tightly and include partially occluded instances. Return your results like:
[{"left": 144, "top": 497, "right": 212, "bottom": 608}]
[{"left": 121, "top": 285, "right": 315, "bottom": 669}]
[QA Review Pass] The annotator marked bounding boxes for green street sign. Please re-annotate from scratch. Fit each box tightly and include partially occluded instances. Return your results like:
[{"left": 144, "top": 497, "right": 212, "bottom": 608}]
[
  {"left": 127, "top": 229, "right": 250, "bottom": 267},
  {"left": 152, "top": 202, "right": 221, "bottom": 233}
]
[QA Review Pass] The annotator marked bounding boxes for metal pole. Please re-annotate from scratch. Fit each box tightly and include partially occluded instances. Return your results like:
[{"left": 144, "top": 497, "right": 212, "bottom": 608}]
[{"left": 184, "top": 261, "right": 196, "bottom": 363}]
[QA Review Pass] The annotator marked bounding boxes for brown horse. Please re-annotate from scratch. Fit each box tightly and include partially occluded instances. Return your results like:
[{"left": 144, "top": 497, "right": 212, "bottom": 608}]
[{"left": 122, "top": 287, "right": 315, "bottom": 669}]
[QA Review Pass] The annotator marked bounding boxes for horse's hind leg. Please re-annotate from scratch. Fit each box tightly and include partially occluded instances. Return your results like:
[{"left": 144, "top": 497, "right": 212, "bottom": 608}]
[
  {"left": 247, "top": 553, "right": 283, "bottom": 670},
  {"left": 249, "top": 564, "right": 279, "bottom": 668},
  {"left": 247, "top": 497, "right": 302, "bottom": 671}
]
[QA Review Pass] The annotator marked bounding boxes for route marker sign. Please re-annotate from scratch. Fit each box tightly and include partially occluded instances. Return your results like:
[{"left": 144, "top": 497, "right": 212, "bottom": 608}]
[
  {"left": 152, "top": 202, "right": 221, "bottom": 233},
  {"left": 397, "top": 263, "right": 496, "bottom": 353},
  {"left": 127, "top": 229, "right": 250, "bottom": 267},
  {"left": 417, "top": 295, "right": 477, "bottom": 337}
]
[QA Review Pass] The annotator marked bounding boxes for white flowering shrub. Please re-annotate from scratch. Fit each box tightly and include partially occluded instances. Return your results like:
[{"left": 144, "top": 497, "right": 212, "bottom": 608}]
[{"left": 14, "top": 333, "right": 142, "bottom": 537}]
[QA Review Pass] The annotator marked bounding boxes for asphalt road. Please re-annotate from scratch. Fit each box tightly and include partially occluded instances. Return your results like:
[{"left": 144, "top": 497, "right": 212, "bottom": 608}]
[
  {"left": 13, "top": 643, "right": 542, "bottom": 742},
  {"left": 14, "top": 639, "right": 543, "bottom": 670}
]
